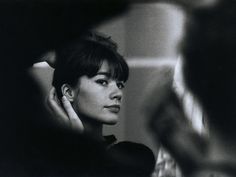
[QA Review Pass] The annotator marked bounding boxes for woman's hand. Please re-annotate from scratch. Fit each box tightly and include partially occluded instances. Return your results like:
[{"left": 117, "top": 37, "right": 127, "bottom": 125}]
[{"left": 47, "top": 87, "right": 84, "bottom": 133}]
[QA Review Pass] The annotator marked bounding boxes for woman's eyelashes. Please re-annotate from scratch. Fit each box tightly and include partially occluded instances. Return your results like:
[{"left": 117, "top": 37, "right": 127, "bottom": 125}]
[
  {"left": 96, "top": 79, "right": 108, "bottom": 86},
  {"left": 116, "top": 82, "right": 125, "bottom": 89},
  {"left": 95, "top": 78, "right": 125, "bottom": 89}
]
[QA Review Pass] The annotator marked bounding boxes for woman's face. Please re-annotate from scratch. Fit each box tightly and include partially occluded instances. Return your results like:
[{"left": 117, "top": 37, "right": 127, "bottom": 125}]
[{"left": 72, "top": 61, "right": 125, "bottom": 125}]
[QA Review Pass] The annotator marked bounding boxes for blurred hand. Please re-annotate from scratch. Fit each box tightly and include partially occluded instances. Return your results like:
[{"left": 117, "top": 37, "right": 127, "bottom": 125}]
[
  {"left": 143, "top": 78, "right": 208, "bottom": 175},
  {"left": 47, "top": 87, "right": 84, "bottom": 133},
  {"left": 156, "top": 148, "right": 177, "bottom": 177}
]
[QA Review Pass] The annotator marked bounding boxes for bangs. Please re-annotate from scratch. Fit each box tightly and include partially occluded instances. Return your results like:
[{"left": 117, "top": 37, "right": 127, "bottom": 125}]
[
  {"left": 86, "top": 42, "right": 129, "bottom": 82},
  {"left": 106, "top": 56, "right": 129, "bottom": 82}
]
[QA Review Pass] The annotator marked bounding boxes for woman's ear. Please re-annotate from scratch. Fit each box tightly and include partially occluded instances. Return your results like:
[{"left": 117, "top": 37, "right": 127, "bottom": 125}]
[{"left": 61, "top": 84, "right": 75, "bottom": 102}]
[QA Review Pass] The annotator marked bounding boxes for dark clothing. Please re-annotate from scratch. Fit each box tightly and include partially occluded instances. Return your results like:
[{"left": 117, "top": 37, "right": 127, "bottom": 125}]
[
  {"left": 0, "top": 116, "right": 155, "bottom": 177},
  {"left": 73, "top": 134, "right": 156, "bottom": 177},
  {"left": 102, "top": 135, "right": 156, "bottom": 177},
  {"left": 106, "top": 141, "right": 156, "bottom": 177}
]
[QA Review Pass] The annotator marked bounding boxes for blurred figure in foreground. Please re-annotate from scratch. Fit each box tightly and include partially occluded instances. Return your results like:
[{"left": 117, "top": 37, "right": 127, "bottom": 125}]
[{"left": 145, "top": 0, "right": 236, "bottom": 176}]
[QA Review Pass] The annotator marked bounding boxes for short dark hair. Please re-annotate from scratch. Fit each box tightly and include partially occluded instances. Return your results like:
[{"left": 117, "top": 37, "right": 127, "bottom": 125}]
[{"left": 52, "top": 31, "right": 129, "bottom": 98}]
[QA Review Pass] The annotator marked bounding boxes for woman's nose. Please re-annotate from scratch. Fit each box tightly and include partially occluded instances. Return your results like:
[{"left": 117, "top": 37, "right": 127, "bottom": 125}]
[{"left": 109, "top": 84, "right": 122, "bottom": 101}]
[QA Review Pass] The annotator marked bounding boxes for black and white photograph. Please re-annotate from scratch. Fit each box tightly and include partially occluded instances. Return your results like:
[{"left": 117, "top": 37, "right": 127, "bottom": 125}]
[{"left": 0, "top": 0, "right": 235, "bottom": 176}]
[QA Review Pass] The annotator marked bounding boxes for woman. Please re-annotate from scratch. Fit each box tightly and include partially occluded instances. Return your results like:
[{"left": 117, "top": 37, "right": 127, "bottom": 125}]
[{"left": 47, "top": 31, "right": 155, "bottom": 176}]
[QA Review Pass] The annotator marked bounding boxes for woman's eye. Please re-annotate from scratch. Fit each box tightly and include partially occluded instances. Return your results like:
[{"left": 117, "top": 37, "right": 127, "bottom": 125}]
[
  {"left": 117, "top": 82, "right": 125, "bottom": 89},
  {"left": 96, "top": 79, "right": 108, "bottom": 86}
]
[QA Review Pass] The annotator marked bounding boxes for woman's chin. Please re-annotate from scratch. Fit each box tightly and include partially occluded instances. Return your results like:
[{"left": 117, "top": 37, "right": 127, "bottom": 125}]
[
  {"left": 102, "top": 116, "right": 119, "bottom": 125},
  {"left": 86, "top": 113, "right": 119, "bottom": 125}
]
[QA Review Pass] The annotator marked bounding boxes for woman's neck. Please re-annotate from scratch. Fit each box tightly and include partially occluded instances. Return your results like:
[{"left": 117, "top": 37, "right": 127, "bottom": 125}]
[{"left": 80, "top": 116, "right": 104, "bottom": 141}]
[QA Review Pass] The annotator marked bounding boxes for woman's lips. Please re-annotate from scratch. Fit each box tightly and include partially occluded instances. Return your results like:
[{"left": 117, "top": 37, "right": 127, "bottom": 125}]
[{"left": 104, "top": 105, "right": 120, "bottom": 113}]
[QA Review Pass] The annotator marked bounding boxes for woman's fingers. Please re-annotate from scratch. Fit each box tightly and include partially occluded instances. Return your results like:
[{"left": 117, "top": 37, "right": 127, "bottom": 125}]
[
  {"left": 47, "top": 87, "right": 69, "bottom": 124},
  {"left": 61, "top": 96, "right": 84, "bottom": 133},
  {"left": 47, "top": 88, "right": 84, "bottom": 133}
]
